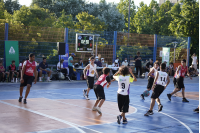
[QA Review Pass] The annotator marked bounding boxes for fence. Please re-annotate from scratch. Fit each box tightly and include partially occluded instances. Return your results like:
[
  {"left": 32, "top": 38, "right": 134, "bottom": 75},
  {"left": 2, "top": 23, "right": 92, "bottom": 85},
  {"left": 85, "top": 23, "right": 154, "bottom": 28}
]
[{"left": 0, "top": 23, "right": 191, "bottom": 67}]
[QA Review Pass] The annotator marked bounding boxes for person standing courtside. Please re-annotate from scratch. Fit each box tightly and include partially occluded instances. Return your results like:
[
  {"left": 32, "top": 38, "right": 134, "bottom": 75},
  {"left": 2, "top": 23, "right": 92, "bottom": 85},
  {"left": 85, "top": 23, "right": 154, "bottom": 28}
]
[
  {"left": 19, "top": 53, "right": 37, "bottom": 104},
  {"left": 134, "top": 52, "right": 142, "bottom": 78},
  {"left": 68, "top": 53, "right": 76, "bottom": 80},
  {"left": 191, "top": 53, "right": 198, "bottom": 70}
]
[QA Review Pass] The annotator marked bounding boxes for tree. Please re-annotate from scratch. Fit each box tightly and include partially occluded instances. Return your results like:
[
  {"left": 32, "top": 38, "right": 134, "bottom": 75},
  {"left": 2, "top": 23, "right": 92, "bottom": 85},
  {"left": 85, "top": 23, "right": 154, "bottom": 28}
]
[
  {"left": 75, "top": 12, "right": 107, "bottom": 31},
  {"left": 53, "top": 10, "right": 74, "bottom": 29},
  {"left": 117, "top": 0, "right": 136, "bottom": 32},
  {"left": 0, "top": 0, "right": 5, "bottom": 19},
  {"left": 4, "top": 0, "right": 21, "bottom": 14},
  {"left": 169, "top": 0, "right": 199, "bottom": 57}
]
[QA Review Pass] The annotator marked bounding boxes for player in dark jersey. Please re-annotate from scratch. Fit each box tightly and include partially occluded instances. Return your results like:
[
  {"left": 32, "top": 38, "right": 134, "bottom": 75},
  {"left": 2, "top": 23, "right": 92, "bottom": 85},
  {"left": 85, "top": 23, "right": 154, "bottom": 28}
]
[
  {"left": 92, "top": 67, "right": 111, "bottom": 115},
  {"left": 167, "top": 59, "right": 192, "bottom": 102},
  {"left": 19, "top": 53, "right": 37, "bottom": 104}
]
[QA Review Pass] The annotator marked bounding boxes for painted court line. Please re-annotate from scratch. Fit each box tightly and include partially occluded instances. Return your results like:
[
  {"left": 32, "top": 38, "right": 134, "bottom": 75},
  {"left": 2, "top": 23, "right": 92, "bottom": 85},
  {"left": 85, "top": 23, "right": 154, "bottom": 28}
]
[{"left": 0, "top": 100, "right": 102, "bottom": 133}]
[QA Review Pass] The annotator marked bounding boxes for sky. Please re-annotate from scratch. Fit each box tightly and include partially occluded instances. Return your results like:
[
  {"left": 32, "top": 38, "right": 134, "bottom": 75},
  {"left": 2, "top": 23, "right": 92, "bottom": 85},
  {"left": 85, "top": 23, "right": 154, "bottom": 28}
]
[{"left": 18, "top": 0, "right": 160, "bottom": 7}]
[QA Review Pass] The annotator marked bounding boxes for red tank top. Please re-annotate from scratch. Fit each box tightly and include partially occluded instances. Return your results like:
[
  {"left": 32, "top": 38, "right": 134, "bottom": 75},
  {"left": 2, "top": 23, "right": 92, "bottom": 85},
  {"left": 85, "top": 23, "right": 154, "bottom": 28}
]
[
  {"left": 0, "top": 66, "right": 4, "bottom": 71},
  {"left": 24, "top": 61, "right": 36, "bottom": 76},
  {"left": 95, "top": 74, "right": 108, "bottom": 87},
  {"left": 10, "top": 65, "right": 15, "bottom": 71},
  {"left": 174, "top": 65, "right": 187, "bottom": 78}
]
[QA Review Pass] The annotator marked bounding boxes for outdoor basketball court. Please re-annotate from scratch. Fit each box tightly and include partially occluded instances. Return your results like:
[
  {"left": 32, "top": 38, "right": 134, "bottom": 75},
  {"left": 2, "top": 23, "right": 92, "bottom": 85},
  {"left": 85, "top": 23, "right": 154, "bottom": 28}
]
[{"left": 0, "top": 77, "right": 199, "bottom": 133}]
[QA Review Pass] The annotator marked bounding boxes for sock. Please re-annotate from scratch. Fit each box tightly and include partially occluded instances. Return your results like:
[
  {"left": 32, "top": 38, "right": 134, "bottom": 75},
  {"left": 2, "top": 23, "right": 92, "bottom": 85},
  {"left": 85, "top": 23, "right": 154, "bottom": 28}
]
[
  {"left": 39, "top": 77, "right": 42, "bottom": 81},
  {"left": 47, "top": 77, "right": 50, "bottom": 80}
]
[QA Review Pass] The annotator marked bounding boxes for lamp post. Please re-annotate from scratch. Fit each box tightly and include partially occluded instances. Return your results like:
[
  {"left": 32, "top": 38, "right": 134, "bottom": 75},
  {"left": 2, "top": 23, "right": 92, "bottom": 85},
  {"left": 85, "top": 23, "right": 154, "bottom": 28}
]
[
  {"left": 128, "top": 0, "right": 131, "bottom": 46},
  {"left": 172, "top": 41, "right": 178, "bottom": 63},
  {"left": 95, "top": 34, "right": 100, "bottom": 57}
]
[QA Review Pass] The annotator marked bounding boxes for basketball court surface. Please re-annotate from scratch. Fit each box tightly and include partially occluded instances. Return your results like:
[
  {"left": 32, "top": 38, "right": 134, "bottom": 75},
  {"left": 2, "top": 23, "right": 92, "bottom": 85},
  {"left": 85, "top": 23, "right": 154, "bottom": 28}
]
[{"left": 0, "top": 77, "right": 199, "bottom": 133}]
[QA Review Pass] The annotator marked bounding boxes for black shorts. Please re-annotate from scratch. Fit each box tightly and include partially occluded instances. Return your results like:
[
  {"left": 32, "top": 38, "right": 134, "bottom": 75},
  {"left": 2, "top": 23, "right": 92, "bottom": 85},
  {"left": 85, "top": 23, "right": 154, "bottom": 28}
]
[
  {"left": 147, "top": 77, "right": 154, "bottom": 89},
  {"left": 87, "top": 76, "right": 94, "bottom": 89},
  {"left": 175, "top": 77, "right": 185, "bottom": 89},
  {"left": 151, "top": 85, "right": 165, "bottom": 99},
  {"left": 94, "top": 85, "right": 105, "bottom": 100},
  {"left": 117, "top": 94, "right": 129, "bottom": 113},
  {"left": 20, "top": 74, "right": 34, "bottom": 87}
]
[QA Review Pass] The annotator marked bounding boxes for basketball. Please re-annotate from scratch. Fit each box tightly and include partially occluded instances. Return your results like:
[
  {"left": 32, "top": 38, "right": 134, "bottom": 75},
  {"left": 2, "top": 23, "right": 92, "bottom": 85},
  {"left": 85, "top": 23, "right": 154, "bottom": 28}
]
[{"left": 143, "top": 90, "right": 150, "bottom": 97}]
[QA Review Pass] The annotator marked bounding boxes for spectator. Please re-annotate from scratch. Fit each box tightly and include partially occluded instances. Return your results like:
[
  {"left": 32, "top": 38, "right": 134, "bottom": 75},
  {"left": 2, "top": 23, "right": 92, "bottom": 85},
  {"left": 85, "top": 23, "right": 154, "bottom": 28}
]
[
  {"left": 168, "top": 63, "right": 174, "bottom": 77},
  {"left": 38, "top": 57, "right": 52, "bottom": 82},
  {"left": 19, "top": 59, "right": 25, "bottom": 71},
  {"left": 85, "top": 58, "right": 90, "bottom": 67},
  {"left": 112, "top": 59, "right": 119, "bottom": 75},
  {"left": 9, "top": 60, "right": 19, "bottom": 83},
  {"left": 57, "top": 59, "right": 68, "bottom": 78},
  {"left": 189, "top": 65, "right": 198, "bottom": 77},
  {"left": 192, "top": 53, "right": 198, "bottom": 70},
  {"left": 94, "top": 56, "right": 102, "bottom": 76},
  {"left": 68, "top": 53, "right": 76, "bottom": 80},
  {"left": 101, "top": 58, "right": 107, "bottom": 67},
  {"left": 122, "top": 58, "right": 129, "bottom": 66},
  {"left": 0, "top": 60, "right": 9, "bottom": 82},
  {"left": 78, "top": 59, "right": 84, "bottom": 67},
  {"left": 134, "top": 51, "right": 142, "bottom": 77},
  {"left": 116, "top": 57, "right": 121, "bottom": 66},
  {"left": 145, "top": 59, "right": 153, "bottom": 72}
]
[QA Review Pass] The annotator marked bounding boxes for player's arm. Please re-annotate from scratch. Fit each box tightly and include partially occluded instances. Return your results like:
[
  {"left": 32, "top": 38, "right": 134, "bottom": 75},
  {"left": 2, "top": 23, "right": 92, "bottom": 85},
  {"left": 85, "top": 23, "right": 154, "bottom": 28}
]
[
  {"left": 147, "top": 68, "right": 154, "bottom": 78},
  {"left": 106, "top": 77, "right": 111, "bottom": 89},
  {"left": 34, "top": 66, "right": 37, "bottom": 84},
  {"left": 175, "top": 65, "right": 181, "bottom": 78},
  {"left": 83, "top": 65, "right": 90, "bottom": 77},
  {"left": 129, "top": 68, "right": 137, "bottom": 81},
  {"left": 165, "top": 75, "right": 170, "bottom": 89},
  {"left": 152, "top": 71, "right": 159, "bottom": 90},
  {"left": 95, "top": 69, "right": 98, "bottom": 78}
]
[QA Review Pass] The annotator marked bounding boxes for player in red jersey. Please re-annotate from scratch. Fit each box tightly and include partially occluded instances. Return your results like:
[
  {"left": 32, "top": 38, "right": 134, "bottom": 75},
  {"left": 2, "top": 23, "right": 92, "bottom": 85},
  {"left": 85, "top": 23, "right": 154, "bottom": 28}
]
[
  {"left": 92, "top": 67, "right": 111, "bottom": 115},
  {"left": 19, "top": 53, "right": 37, "bottom": 104},
  {"left": 167, "top": 59, "right": 192, "bottom": 102}
]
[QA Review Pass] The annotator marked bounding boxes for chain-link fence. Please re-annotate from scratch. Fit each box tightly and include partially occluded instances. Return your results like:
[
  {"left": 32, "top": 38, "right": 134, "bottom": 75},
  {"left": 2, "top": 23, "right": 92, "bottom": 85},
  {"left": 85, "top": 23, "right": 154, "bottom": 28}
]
[{"left": 0, "top": 24, "right": 4, "bottom": 40}]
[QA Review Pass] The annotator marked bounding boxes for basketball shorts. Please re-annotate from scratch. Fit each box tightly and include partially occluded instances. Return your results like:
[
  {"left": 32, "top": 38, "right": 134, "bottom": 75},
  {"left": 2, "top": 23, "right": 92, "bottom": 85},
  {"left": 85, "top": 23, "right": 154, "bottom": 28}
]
[
  {"left": 151, "top": 85, "right": 165, "bottom": 99},
  {"left": 94, "top": 85, "right": 105, "bottom": 100},
  {"left": 20, "top": 74, "right": 34, "bottom": 87},
  {"left": 173, "top": 77, "right": 177, "bottom": 87},
  {"left": 175, "top": 77, "right": 185, "bottom": 89},
  {"left": 117, "top": 93, "right": 129, "bottom": 113},
  {"left": 87, "top": 76, "right": 94, "bottom": 89},
  {"left": 147, "top": 77, "right": 154, "bottom": 89}
]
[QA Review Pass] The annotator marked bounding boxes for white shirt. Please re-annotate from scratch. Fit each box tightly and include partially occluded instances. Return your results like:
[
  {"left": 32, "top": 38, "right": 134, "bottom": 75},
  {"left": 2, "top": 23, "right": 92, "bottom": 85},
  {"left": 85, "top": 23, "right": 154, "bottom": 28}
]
[
  {"left": 113, "top": 75, "right": 134, "bottom": 95},
  {"left": 57, "top": 62, "right": 63, "bottom": 70},
  {"left": 156, "top": 71, "right": 168, "bottom": 86},
  {"left": 87, "top": 64, "right": 97, "bottom": 77},
  {"left": 112, "top": 63, "right": 119, "bottom": 70},
  {"left": 122, "top": 61, "right": 128, "bottom": 66},
  {"left": 192, "top": 56, "right": 197, "bottom": 64}
]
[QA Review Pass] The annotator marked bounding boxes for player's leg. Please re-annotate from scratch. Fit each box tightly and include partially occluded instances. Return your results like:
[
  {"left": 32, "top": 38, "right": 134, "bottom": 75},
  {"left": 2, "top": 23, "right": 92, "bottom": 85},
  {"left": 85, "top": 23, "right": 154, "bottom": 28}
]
[
  {"left": 39, "top": 70, "right": 42, "bottom": 81},
  {"left": 194, "top": 106, "right": 199, "bottom": 113},
  {"left": 141, "top": 77, "right": 153, "bottom": 100},
  {"left": 182, "top": 88, "right": 189, "bottom": 102},
  {"left": 24, "top": 84, "right": 31, "bottom": 104},
  {"left": 11, "top": 72, "right": 14, "bottom": 82},
  {"left": 47, "top": 70, "right": 52, "bottom": 82}
]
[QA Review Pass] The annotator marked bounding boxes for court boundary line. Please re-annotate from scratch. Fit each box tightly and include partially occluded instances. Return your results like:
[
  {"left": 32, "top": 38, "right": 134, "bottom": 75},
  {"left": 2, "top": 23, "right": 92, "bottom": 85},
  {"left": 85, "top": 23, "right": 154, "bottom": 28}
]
[{"left": 0, "top": 100, "right": 102, "bottom": 133}]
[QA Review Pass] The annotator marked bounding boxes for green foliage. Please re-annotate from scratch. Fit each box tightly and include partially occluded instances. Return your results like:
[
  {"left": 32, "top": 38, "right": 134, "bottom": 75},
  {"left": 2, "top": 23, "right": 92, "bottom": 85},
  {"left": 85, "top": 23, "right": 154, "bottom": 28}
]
[{"left": 4, "top": 0, "right": 21, "bottom": 14}]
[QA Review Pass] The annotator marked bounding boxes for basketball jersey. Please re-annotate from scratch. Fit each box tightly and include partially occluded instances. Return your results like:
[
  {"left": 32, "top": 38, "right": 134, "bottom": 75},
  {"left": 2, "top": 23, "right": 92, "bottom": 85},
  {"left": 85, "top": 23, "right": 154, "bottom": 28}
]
[
  {"left": 113, "top": 75, "right": 134, "bottom": 95},
  {"left": 0, "top": 65, "right": 4, "bottom": 72},
  {"left": 149, "top": 67, "right": 157, "bottom": 78},
  {"left": 156, "top": 71, "right": 168, "bottom": 86},
  {"left": 87, "top": 64, "right": 96, "bottom": 77},
  {"left": 10, "top": 65, "right": 15, "bottom": 71},
  {"left": 174, "top": 65, "right": 187, "bottom": 78},
  {"left": 24, "top": 60, "right": 36, "bottom": 76},
  {"left": 95, "top": 74, "right": 108, "bottom": 87}
]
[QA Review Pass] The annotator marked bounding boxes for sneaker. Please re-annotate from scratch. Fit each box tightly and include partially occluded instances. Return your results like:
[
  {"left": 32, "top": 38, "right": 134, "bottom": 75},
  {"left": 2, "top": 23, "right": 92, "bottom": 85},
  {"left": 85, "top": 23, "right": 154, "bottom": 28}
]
[
  {"left": 18, "top": 96, "right": 23, "bottom": 102},
  {"left": 182, "top": 98, "right": 189, "bottom": 102},
  {"left": 83, "top": 89, "right": 86, "bottom": 97},
  {"left": 96, "top": 107, "right": 102, "bottom": 115},
  {"left": 140, "top": 94, "right": 145, "bottom": 100},
  {"left": 92, "top": 107, "right": 97, "bottom": 111},
  {"left": 194, "top": 108, "right": 199, "bottom": 113},
  {"left": 11, "top": 80, "right": 14, "bottom": 83},
  {"left": 158, "top": 104, "right": 163, "bottom": 112},
  {"left": 85, "top": 95, "right": 90, "bottom": 100},
  {"left": 117, "top": 115, "right": 122, "bottom": 124},
  {"left": 47, "top": 79, "right": 52, "bottom": 82},
  {"left": 39, "top": 80, "right": 42, "bottom": 82},
  {"left": 122, "top": 118, "right": 128, "bottom": 124},
  {"left": 23, "top": 99, "right": 27, "bottom": 104},
  {"left": 144, "top": 110, "right": 153, "bottom": 116},
  {"left": 167, "top": 94, "right": 172, "bottom": 101}
]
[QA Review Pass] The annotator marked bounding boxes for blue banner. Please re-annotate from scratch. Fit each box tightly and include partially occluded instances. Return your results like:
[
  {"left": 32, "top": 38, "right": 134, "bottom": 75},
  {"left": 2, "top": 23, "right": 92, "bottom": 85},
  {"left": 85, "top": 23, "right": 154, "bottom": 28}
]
[{"left": 59, "top": 43, "right": 69, "bottom": 68}]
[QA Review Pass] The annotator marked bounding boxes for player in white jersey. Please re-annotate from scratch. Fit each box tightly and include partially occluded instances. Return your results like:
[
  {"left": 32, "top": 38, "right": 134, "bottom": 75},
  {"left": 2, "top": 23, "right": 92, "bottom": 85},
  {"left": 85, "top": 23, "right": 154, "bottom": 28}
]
[
  {"left": 141, "top": 61, "right": 160, "bottom": 100},
  {"left": 83, "top": 56, "right": 98, "bottom": 100},
  {"left": 113, "top": 66, "right": 137, "bottom": 124},
  {"left": 144, "top": 63, "right": 170, "bottom": 116}
]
